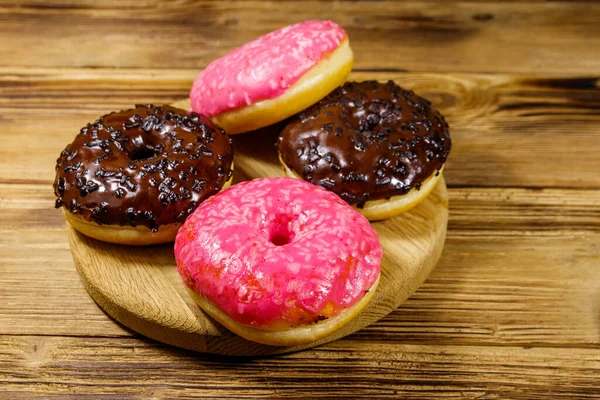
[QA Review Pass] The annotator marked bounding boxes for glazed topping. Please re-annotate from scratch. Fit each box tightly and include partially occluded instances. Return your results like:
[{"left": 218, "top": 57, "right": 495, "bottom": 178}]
[
  {"left": 53, "top": 104, "right": 233, "bottom": 231},
  {"left": 190, "top": 20, "right": 347, "bottom": 117},
  {"left": 175, "top": 178, "right": 382, "bottom": 329},
  {"left": 278, "top": 80, "right": 452, "bottom": 207}
]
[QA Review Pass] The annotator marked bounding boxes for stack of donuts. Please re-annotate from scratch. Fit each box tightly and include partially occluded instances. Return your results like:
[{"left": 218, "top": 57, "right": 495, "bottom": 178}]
[{"left": 54, "top": 21, "right": 451, "bottom": 346}]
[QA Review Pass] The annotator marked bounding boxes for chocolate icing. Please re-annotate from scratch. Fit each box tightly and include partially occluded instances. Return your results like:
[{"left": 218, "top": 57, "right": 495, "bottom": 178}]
[
  {"left": 278, "top": 81, "right": 451, "bottom": 207},
  {"left": 54, "top": 104, "right": 233, "bottom": 231}
]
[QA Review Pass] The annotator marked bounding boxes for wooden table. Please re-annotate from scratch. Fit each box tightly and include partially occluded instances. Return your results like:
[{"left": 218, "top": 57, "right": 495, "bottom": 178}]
[{"left": 2, "top": 1, "right": 599, "bottom": 397}]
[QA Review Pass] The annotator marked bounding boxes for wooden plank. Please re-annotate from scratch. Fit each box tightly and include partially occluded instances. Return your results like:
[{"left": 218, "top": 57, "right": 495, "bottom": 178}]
[
  {"left": 1, "top": 68, "right": 599, "bottom": 188},
  {"left": 1, "top": 335, "right": 599, "bottom": 397},
  {"left": 0, "top": 2, "right": 599, "bottom": 73},
  {"left": 0, "top": 228, "right": 131, "bottom": 337},
  {"left": 448, "top": 187, "right": 600, "bottom": 233},
  {"left": 0, "top": 185, "right": 131, "bottom": 337},
  {"left": 2, "top": 183, "right": 599, "bottom": 347},
  {"left": 0, "top": 0, "right": 580, "bottom": 6},
  {"left": 363, "top": 233, "right": 600, "bottom": 348},
  {"left": 4, "top": 183, "right": 600, "bottom": 233}
]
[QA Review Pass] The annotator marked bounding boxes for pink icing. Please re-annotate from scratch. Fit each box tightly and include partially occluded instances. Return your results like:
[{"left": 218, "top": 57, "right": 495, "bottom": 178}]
[
  {"left": 174, "top": 178, "right": 381, "bottom": 328},
  {"left": 190, "top": 20, "right": 347, "bottom": 117}
]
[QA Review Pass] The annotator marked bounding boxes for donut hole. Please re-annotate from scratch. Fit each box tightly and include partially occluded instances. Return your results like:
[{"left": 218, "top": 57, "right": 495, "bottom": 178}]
[
  {"left": 267, "top": 214, "right": 296, "bottom": 246},
  {"left": 130, "top": 145, "right": 159, "bottom": 161},
  {"left": 125, "top": 133, "right": 161, "bottom": 161},
  {"left": 269, "top": 231, "right": 292, "bottom": 246}
]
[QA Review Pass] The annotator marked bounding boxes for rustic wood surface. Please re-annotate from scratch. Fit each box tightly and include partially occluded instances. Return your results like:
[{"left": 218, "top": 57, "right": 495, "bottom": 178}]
[{"left": 1, "top": 0, "right": 599, "bottom": 397}]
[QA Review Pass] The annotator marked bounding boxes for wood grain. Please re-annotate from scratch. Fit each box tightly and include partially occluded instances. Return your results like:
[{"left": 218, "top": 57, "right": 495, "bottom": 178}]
[
  {"left": 1, "top": 1, "right": 599, "bottom": 74},
  {"left": 1, "top": 0, "right": 600, "bottom": 395},
  {"left": 2, "top": 184, "right": 599, "bottom": 347},
  {"left": 2, "top": 69, "right": 600, "bottom": 188},
  {"left": 362, "top": 233, "right": 600, "bottom": 348},
  {"left": 1, "top": 335, "right": 599, "bottom": 398},
  {"left": 4, "top": 183, "right": 600, "bottom": 233}
]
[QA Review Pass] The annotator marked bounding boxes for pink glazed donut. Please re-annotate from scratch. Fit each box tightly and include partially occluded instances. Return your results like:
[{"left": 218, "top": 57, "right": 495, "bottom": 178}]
[
  {"left": 190, "top": 20, "right": 354, "bottom": 134},
  {"left": 175, "top": 178, "right": 381, "bottom": 346}
]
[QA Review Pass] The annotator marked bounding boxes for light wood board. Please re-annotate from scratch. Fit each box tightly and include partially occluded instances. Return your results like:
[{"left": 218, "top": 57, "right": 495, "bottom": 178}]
[
  {"left": 67, "top": 98, "right": 449, "bottom": 355},
  {"left": 2, "top": 1, "right": 599, "bottom": 74}
]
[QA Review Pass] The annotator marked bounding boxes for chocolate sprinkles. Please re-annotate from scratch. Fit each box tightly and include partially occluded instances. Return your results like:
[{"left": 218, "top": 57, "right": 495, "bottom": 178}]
[
  {"left": 278, "top": 81, "right": 451, "bottom": 206},
  {"left": 53, "top": 104, "right": 233, "bottom": 231}
]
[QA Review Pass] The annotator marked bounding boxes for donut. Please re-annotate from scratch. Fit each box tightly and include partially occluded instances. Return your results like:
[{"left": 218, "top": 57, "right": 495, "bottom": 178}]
[
  {"left": 190, "top": 20, "right": 353, "bottom": 134},
  {"left": 175, "top": 177, "right": 382, "bottom": 346},
  {"left": 54, "top": 104, "right": 234, "bottom": 245},
  {"left": 278, "top": 80, "right": 452, "bottom": 220}
]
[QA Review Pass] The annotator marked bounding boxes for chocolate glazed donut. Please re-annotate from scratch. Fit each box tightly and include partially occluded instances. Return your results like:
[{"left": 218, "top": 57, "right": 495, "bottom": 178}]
[
  {"left": 54, "top": 104, "right": 233, "bottom": 244},
  {"left": 278, "top": 80, "right": 451, "bottom": 218}
]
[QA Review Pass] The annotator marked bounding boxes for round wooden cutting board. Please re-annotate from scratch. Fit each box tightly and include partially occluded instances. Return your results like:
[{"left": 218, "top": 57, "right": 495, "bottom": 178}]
[{"left": 68, "top": 99, "right": 449, "bottom": 356}]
